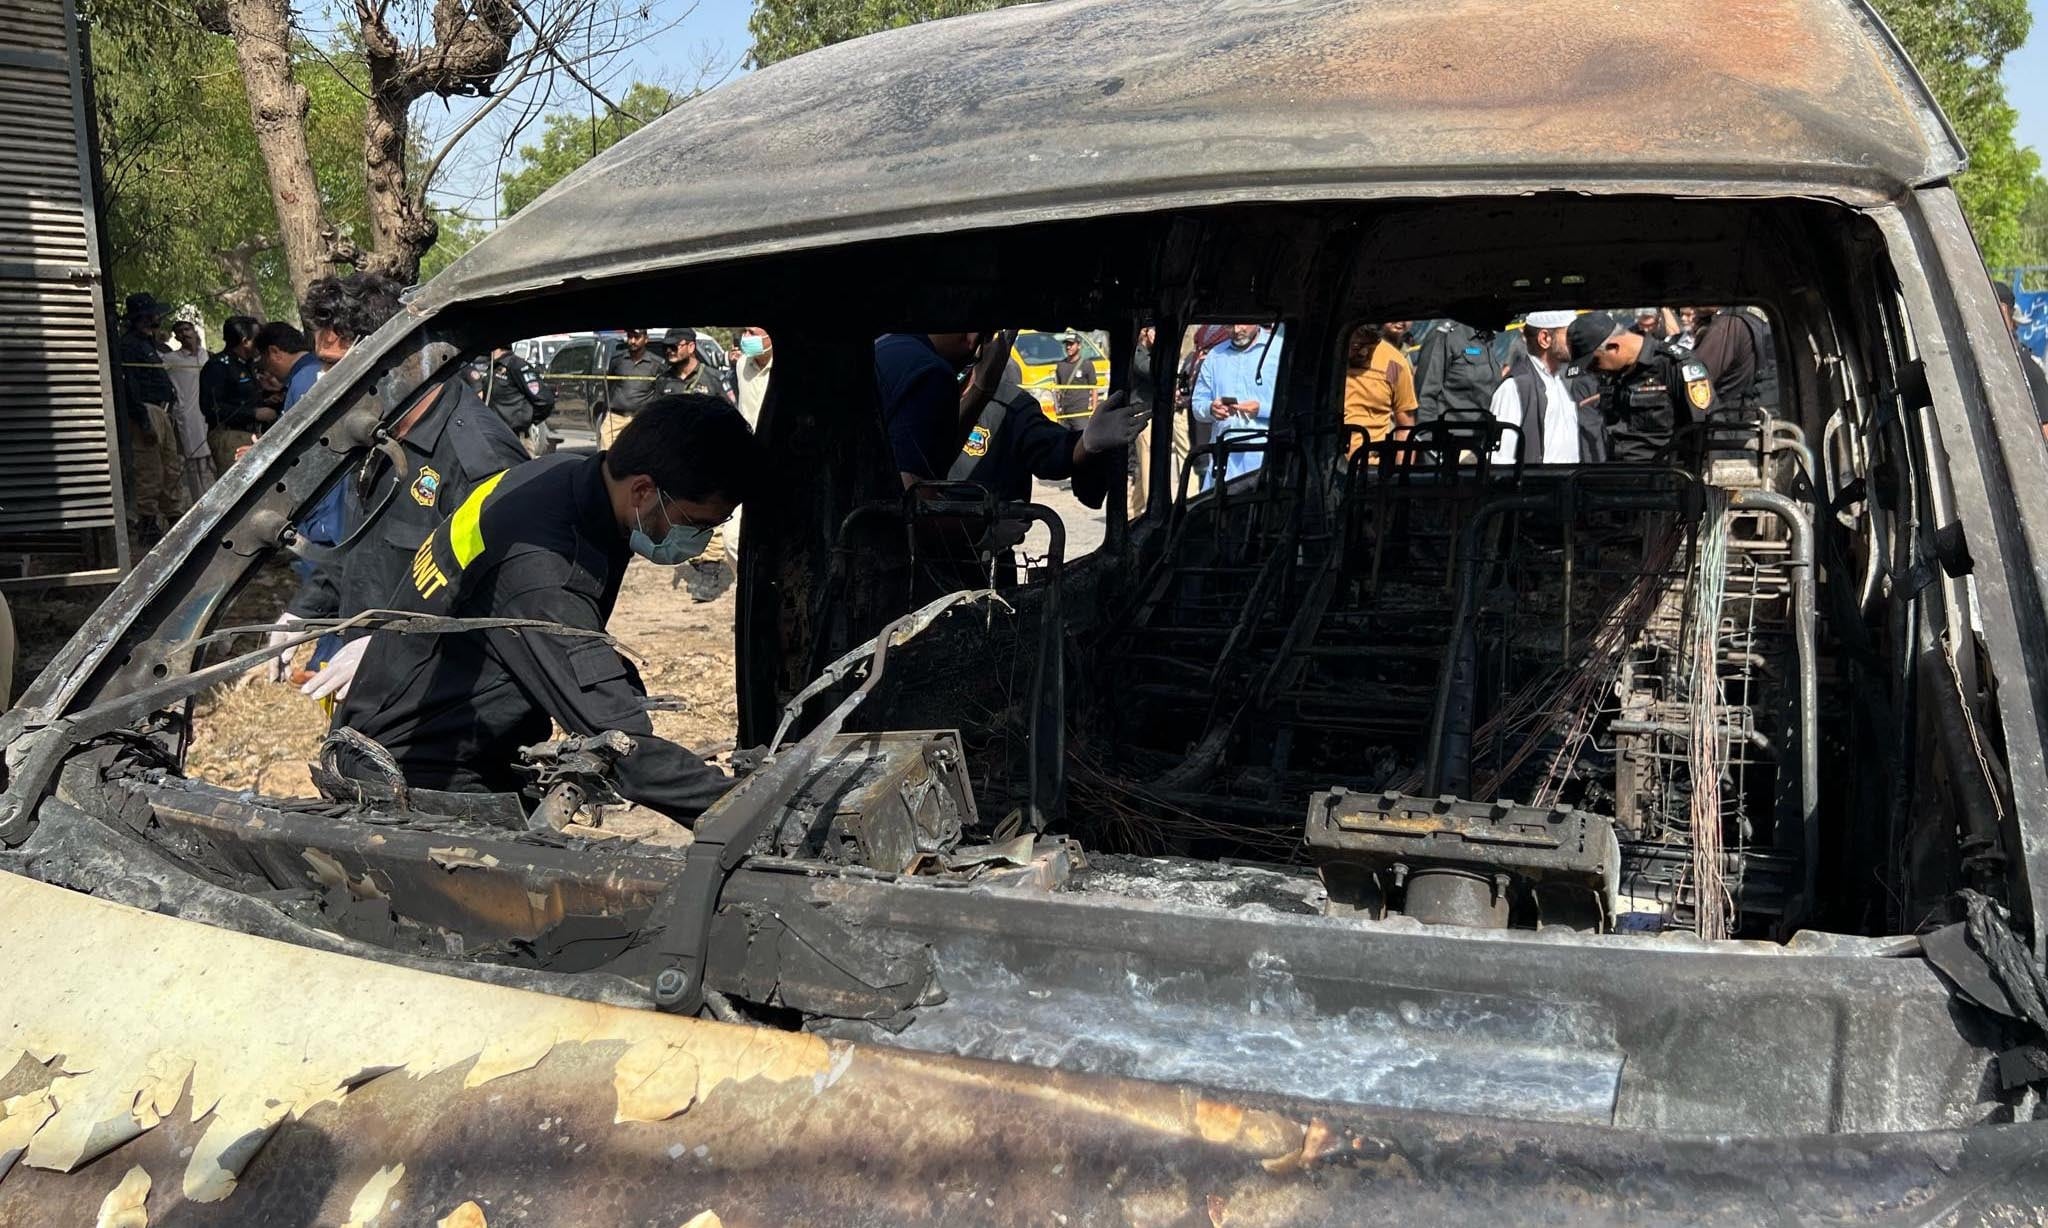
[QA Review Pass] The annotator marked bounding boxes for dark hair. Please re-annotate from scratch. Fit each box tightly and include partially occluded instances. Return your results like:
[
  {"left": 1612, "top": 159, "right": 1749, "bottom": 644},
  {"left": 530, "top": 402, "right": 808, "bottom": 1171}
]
[
  {"left": 254, "top": 320, "right": 308, "bottom": 354},
  {"left": 301, "top": 271, "right": 404, "bottom": 346},
  {"left": 1994, "top": 280, "right": 2017, "bottom": 309},
  {"left": 221, "top": 315, "right": 261, "bottom": 349},
  {"left": 607, "top": 393, "right": 764, "bottom": 505}
]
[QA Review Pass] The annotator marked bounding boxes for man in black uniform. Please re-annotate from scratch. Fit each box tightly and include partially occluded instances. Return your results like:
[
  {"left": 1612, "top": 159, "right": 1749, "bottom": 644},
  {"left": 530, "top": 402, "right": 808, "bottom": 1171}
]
[
  {"left": 905, "top": 359, "right": 1145, "bottom": 594},
  {"left": 118, "top": 291, "right": 184, "bottom": 536},
  {"left": 1564, "top": 311, "right": 1616, "bottom": 463},
  {"left": 331, "top": 395, "right": 763, "bottom": 821},
  {"left": 280, "top": 283, "right": 533, "bottom": 701},
  {"left": 289, "top": 372, "right": 533, "bottom": 701},
  {"left": 953, "top": 360, "right": 1145, "bottom": 503},
  {"left": 1689, "top": 306, "right": 1761, "bottom": 408},
  {"left": 1581, "top": 314, "right": 1718, "bottom": 463},
  {"left": 471, "top": 344, "right": 557, "bottom": 440},
  {"left": 1052, "top": 332, "right": 1098, "bottom": 419},
  {"left": 601, "top": 327, "right": 666, "bottom": 447},
  {"left": 1412, "top": 318, "right": 1505, "bottom": 427},
  {"left": 200, "top": 315, "right": 272, "bottom": 477},
  {"left": 655, "top": 328, "right": 728, "bottom": 400}
]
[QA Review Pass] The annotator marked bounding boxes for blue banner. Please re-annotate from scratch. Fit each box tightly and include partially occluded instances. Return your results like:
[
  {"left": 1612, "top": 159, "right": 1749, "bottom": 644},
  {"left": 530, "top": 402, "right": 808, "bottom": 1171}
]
[{"left": 2018, "top": 289, "right": 2048, "bottom": 360}]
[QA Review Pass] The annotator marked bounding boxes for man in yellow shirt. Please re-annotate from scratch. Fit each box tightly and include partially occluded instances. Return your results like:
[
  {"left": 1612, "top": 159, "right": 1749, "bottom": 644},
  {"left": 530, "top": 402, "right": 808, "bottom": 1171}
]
[{"left": 1344, "top": 322, "right": 1419, "bottom": 455}]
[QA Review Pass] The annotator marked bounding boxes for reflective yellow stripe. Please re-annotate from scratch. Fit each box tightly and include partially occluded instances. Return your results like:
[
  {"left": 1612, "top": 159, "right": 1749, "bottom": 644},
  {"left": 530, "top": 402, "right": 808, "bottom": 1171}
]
[{"left": 448, "top": 470, "right": 509, "bottom": 568}]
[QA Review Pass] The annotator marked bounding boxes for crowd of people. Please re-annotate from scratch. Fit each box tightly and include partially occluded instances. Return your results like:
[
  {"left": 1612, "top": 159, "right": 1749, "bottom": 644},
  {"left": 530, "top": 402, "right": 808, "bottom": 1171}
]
[
  {"left": 1337, "top": 306, "right": 1766, "bottom": 467},
  {"left": 114, "top": 283, "right": 363, "bottom": 541}
]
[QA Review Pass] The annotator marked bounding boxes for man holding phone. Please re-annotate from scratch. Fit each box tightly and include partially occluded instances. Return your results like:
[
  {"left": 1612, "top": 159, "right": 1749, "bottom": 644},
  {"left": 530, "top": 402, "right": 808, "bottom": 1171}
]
[{"left": 1191, "top": 322, "right": 1284, "bottom": 485}]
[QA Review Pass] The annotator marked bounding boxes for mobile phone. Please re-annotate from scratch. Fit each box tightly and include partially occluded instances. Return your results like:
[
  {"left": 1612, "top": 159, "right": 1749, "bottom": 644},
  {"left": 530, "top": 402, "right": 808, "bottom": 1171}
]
[{"left": 1219, "top": 396, "right": 1238, "bottom": 407}]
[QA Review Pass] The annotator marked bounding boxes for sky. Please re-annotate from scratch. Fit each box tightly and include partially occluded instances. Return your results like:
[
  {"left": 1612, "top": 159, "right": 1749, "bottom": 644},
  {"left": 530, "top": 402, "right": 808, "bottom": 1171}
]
[
  {"left": 427, "top": 0, "right": 758, "bottom": 217},
  {"left": 439, "top": 0, "right": 2048, "bottom": 219},
  {"left": 2012, "top": 1, "right": 2048, "bottom": 160}
]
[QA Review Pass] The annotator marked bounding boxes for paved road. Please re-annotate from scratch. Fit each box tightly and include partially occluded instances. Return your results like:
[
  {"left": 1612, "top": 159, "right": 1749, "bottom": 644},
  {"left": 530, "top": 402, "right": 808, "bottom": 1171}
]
[{"left": 1022, "top": 479, "right": 1108, "bottom": 563}]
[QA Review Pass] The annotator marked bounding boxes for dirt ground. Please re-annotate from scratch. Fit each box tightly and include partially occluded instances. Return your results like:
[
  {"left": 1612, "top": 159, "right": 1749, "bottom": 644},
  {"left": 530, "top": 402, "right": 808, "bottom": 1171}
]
[{"left": 10, "top": 556, "right": 743, "bottom": 799}]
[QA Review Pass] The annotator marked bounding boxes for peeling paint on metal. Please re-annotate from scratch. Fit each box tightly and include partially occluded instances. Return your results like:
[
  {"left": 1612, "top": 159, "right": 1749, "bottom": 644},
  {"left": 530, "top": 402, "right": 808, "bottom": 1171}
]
[
  {"left": 0, "top": 873, "right": 840, "bottom": 1206},
  {"left": 613, "top": 1039, "right": 699, "bottom": 1124},
  {"left": 92, "top": 1164, "right": 149, "bottom": 1228},
  {"left": 428, "top": 847, "right": 501, "bottom": 871},
  {"left": 437, "top": 1200, "right": 488, "bottom": 1228},
  {"left": 340, "top": 1161, "right": 404, "bottom": 1226},
  {"left": 304, "top": 848, "right": 387, "bottom": 900},
  {"left": 0, "top": 1088, "right": 57, "bottom": 1181},
  {"left": 463, "top": 1035, "right": 556, "bottom": 1090}
]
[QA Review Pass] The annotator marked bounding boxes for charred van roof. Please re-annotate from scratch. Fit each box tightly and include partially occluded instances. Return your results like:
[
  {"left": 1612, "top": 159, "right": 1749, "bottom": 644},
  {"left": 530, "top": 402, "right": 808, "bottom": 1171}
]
[{"left": 421, "top": 0, "right": 1963, "bottom": 306}]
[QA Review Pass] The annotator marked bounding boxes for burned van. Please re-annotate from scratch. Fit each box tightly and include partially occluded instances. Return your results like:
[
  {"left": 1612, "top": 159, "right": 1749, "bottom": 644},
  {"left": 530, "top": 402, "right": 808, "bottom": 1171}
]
[{"left": 5, "top": 0, "right": 2048, "bottom": 1220}]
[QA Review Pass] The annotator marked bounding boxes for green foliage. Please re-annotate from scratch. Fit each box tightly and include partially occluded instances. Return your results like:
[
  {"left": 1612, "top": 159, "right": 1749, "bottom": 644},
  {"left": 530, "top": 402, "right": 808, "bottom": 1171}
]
[
  {"left": 2020, "top": 178, "right": 2048, "bottom": 275},
  {"left": 1872, "top": 0, "right": 2044, "bottom": 267},
  {"left": 745, "top": 0, "right": 1027, "bottom": 67},
  {"left": 499, "top": 83, "right": 680, "bottom": 216},
  {"left": 88, "top": 6, "right": 371, "bottom": 331}
]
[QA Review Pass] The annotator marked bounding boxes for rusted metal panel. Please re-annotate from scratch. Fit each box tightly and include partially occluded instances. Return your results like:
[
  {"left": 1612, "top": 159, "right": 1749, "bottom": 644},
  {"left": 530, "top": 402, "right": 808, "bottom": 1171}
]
[
  {"left": 420, "top": 0, "right": 1962, "bottom": 308},
  {"left": 0, "top": 870, "right": 2044, "bottom": 1225}
]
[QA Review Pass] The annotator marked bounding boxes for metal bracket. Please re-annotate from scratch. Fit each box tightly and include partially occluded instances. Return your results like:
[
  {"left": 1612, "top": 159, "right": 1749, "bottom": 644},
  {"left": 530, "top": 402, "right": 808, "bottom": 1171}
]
[{"left": 617, "top": 594, "right": 999, "bottom": 1014}]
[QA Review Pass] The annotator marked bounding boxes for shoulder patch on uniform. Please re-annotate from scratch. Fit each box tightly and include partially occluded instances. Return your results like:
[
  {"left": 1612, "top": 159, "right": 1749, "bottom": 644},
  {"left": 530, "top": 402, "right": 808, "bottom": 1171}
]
[
  {"left": 963, "top": 424, "right": 991, "bottom": 458},
  {"left": 1684, "top": 363, "right": 1714, "bottom": 411},
  {"left": 409, "top": 464, "right": 443, "bottom": 507}
]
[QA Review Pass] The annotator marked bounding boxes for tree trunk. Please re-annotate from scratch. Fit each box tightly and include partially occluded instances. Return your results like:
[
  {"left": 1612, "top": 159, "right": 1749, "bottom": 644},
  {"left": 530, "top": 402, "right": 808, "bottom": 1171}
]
[
  {"left": 360, "top": 87, "right": 435, "bottom": 285},
  {"left": 354, "top": 0, "right": 518, "bottom": 285},
  {"left": 212, "top": 236, "right": 274, "bottom": 318},
  {"left": 222, "top": 0, "right": 331, "bottom": 306}
]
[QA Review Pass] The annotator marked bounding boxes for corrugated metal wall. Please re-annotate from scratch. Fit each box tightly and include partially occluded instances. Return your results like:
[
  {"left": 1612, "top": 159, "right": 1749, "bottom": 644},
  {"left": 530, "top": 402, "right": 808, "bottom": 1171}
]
[{"left": 0, "top": 0, "right": 124, "bottom": 577}]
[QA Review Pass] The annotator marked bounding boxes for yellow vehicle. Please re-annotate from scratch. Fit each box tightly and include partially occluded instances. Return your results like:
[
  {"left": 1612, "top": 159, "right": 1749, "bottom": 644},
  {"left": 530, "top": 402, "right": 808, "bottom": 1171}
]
[{"left": 1012, "top": 329, "right": 1110, "bottom": 420}]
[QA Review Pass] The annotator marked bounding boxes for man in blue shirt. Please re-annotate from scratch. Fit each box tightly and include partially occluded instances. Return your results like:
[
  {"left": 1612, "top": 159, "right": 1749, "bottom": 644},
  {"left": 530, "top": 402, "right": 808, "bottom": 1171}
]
[
  {"left": 1191, "top": 323, "right": 1285, "bottom": 484},
  {"left": 256, "top": 321, "right": 322, "bottom": 412}
]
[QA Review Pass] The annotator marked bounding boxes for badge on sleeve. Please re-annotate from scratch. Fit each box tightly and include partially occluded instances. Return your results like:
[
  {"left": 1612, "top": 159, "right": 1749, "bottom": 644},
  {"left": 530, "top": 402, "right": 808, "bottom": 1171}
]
[
  {"left": 1682, "top": 361, "right": 1713, "bottom": 411},
  {"left": 410, "top": 464, "right": 444, "bottom": 507},
  {"left": 964, "top": 425, "right": 991, "bottom": 458}
]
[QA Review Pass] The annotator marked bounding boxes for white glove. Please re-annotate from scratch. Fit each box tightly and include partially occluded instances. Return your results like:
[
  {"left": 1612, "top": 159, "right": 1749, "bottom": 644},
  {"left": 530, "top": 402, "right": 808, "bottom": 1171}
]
[
  {"left": 263, "top": 611, "right": 303, "bottom": 682},
  {"left": 1079, "top": 390, "right": 1152, "bottom": 455},
  {"left": 300, "top": 634, "right": 370, "bottom": 702}
]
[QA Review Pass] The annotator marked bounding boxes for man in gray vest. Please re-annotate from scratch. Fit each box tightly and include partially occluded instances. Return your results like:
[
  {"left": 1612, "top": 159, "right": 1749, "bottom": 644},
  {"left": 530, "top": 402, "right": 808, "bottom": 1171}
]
[{"left": 1488, "top": 311, "right": 1581, "bottom": 464}]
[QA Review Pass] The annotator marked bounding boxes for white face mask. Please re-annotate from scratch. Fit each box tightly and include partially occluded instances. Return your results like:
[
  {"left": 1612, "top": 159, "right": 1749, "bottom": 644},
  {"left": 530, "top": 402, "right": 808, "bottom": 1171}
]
[{"left": 630, "top": 490, "right": 713, "bottom": 565}]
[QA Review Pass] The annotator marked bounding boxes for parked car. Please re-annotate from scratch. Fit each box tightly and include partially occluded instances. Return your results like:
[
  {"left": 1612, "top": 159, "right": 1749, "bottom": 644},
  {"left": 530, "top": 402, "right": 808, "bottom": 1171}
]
[
  {"left": 544, "top": 328, "right": 727, "bottom": 441},
  {"left": 6, "top": 0, "right": 2048, "bottom": 1221}
]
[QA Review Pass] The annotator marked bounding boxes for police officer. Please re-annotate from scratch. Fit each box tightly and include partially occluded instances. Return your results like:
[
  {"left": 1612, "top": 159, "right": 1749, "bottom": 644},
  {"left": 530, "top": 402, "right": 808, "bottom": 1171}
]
[
  {"left": 199, "top": 315, "right": 272, "bottom": 476},
  {"left": 601, "top": 327, "right": 666, "bottom": 448},
  {"left": 331, "top": 395, "right": 764, "bottom": 821},
  {"left": 954, "top": 360, "right": 1147, "bottom": 503},
  {"left": 1564, "top": 311, "right": 1617, "bottom": 463},
  {"left": 655, "top": 328, "right": 727, "bottom": 400},
  {"left": 472, "top": 344, "right": 557, "bottom": 443},
  {"left": 274, "top": 280, "right": 535, "bottom": 698},
  {"left": 905, "top": 360, "right": 1147, "bottom": 593},
  {"left": 119, "top": 291, "right": 185, "bottom": 536},
  {"left": 1579, "top": 313, "right": 1718, "bottom": 463}
]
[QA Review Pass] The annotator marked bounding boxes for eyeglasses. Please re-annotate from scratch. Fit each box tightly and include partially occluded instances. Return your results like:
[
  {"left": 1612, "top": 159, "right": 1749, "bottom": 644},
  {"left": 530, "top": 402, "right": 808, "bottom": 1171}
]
[{"left": 654, "top": 486, "right": 734, "bottom": 531}]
